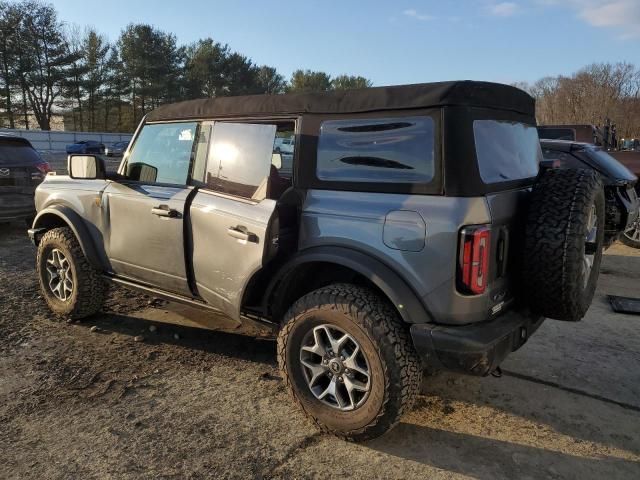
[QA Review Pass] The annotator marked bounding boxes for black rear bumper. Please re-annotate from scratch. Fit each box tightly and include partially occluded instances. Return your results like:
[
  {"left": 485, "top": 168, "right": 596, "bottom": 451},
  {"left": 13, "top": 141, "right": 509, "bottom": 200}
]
[{"left": 410, "top": 309, "right": 544, "bottom": 376}]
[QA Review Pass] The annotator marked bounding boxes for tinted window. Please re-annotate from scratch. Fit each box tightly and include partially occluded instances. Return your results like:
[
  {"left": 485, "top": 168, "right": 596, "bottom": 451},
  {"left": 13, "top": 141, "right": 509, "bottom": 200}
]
[
  {"left": 317, "top": 116, "right": 435, "bottom": 183},
  {"left": 586, "top": 148, "right": 637, "bottom": 181},
  {"left": 125, "top": 122, "right": 197, "bottom": 184},
  {"left": 474, "top": 120, "right": 540, "bottom": 183},
  {"left": 202, "top": 122, "right": 276, "bottom": 200},
  {"left": 537, "top": 128, "right": 575, "bottom": 141},
  {"left": 0, "top": 140, "right": 41, "bottom": 165}
]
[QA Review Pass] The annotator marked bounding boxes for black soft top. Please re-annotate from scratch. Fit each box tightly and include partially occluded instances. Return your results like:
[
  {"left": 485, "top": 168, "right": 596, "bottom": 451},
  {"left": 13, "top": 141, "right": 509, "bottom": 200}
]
[{"left": 146, "top": 80, "right": 534, "bottom": 122}]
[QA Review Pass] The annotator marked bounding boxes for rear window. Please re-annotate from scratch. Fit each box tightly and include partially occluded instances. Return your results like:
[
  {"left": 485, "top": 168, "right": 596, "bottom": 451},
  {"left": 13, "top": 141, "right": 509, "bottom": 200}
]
[
  {"left": 317, "top": 116, "right": 435, "bottom": 183},
  {"left": 537, "top": 127, "right": 575, "bottom": 141},
  {"left": 0, "top": 140, "right": 41, "bottom": 165},
  {"left": 474, "top": 120, "right": 541, "bottom": 184}
]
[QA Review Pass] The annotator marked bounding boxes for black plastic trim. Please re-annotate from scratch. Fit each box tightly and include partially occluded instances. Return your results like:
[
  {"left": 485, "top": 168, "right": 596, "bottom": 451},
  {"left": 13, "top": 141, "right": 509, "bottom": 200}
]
[
  {"left": 410, "top": 309, "right": 544, "bottom": 376},
  {"left": 264, "top": 245, "right": 432, "bottom": 324},
  {"left": 32, "top": 205, "right": 104, "bottom": 270}
]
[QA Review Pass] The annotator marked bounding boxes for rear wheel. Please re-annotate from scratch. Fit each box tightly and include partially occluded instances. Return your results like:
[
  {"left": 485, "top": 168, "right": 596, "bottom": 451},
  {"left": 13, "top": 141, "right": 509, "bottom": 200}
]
[
  {"left": 277, "top": 284, "right": 421, "bottom": 441},
  {"left": 36, "top": 227, "right": 106, "bottom": 319},
  {"left": 523, "top": 168, "right": 605, "bottom": 321}
]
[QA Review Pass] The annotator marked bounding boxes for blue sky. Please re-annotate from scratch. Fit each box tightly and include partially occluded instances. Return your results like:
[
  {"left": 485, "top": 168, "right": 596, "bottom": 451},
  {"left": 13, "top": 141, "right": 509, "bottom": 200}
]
[{"left": 52, "top": 0, "right": 640, "bottom": 85}]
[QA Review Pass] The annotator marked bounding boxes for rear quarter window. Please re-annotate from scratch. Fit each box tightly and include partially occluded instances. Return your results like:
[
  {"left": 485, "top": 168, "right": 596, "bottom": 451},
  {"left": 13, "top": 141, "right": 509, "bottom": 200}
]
[
  {"left": 474, "top": 120, "right": 541, "bottom": 184},
  {"left": 317, "top": 116, "right": 435, "bottom": 183}
]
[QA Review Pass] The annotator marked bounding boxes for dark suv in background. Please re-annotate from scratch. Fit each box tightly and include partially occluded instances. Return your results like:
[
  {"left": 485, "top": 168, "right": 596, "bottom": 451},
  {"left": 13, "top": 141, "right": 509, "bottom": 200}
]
[{"left": 0, "top": 134, "right": 51, "bottom": 224}]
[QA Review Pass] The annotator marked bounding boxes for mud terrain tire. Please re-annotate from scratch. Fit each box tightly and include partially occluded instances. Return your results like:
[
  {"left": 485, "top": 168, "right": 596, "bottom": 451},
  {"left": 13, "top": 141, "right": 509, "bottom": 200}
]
[
  {"left": 523, "top": 168, "right": 604, "bottom": 321},
  {"left": 36, "top": 227, "right": 106, "bottom": 319},
  {"left": 277, "top": 284, "right": 421, "bottom": 441}
]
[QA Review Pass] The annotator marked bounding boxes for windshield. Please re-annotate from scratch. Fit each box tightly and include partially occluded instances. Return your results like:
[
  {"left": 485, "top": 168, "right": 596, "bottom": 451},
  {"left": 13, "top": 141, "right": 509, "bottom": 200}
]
[
  {"left": 586, "top": 148, "right": 637, "bottom": 181},
  {"left": 474, "top": 120, "right": 541, "bottom": 184}
]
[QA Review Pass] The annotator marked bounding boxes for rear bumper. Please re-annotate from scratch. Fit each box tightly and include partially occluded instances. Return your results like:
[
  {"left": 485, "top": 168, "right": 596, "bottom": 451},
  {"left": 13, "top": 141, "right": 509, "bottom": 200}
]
[{"left": 410, "top": 308, "right": 544, "bottom": 376}]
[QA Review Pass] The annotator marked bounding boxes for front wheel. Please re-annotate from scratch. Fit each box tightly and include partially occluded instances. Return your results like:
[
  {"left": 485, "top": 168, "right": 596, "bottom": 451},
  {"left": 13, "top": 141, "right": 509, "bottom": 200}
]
[
  {"left": 36, "top": 227, "right": 106, "bottom": 319},
  {"left": 277, "top": 284, "right": 422, "bottom": 441}
]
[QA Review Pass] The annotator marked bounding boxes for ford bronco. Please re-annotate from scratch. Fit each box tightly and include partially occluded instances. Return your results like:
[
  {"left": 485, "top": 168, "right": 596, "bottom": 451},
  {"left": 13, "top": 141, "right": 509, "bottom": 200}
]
[{"left": 29, "top": 81, "right": 605, "bottom": 440}]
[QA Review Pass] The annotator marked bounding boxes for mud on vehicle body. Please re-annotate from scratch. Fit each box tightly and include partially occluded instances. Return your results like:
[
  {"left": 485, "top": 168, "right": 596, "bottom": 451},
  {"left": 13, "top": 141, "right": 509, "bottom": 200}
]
[{"left": 29, "top": 81, "right": 605, "bottom": 440}]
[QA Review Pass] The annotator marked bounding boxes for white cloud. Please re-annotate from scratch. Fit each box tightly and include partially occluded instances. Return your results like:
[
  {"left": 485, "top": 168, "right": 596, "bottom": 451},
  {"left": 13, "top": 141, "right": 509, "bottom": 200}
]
[
  {"left": 538, "top": 0, "right": 640, "bottom": 38},
  {"left": 488, "top": 2, "right": 520, "bottom": 17},
  {"left": 402, "top": 9, "right": 435, "bottom": 21}
]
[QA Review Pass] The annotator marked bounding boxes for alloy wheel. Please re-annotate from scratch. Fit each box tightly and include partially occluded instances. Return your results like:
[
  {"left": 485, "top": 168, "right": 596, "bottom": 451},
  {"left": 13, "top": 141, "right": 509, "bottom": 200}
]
[
  {"left": 299, "top": 324, "right": 371, "bottom": 411},
  {"left": 46, "top": 248, "right": 74, "bottom": 302}
]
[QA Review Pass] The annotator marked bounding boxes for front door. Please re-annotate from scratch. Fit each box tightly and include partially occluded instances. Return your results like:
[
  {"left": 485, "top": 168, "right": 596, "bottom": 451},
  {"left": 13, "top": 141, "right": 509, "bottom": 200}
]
[{"left": 104, "top": 121, "right": 202, "bottom": 295}]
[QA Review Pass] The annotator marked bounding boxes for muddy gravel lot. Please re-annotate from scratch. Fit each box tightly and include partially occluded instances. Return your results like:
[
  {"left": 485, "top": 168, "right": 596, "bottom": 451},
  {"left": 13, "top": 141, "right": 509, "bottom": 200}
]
[{"left": 1, "top": 222, "right": 640, "bottom": 479}]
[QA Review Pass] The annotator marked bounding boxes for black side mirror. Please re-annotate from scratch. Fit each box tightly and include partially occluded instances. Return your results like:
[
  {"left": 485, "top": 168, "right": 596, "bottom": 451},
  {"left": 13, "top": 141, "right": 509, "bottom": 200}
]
[{"left": 68, "top": 154, "right": 106, "bottom": 180}]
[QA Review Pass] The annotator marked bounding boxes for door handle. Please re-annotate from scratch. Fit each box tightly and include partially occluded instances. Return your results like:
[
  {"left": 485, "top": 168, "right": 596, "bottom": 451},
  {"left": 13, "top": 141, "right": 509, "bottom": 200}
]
[
  {"left": 227, "top": 225, "right": 257, "bottom": 243},
  {"left": 151, "top": 204, "right": 179, "bottom": 218}
]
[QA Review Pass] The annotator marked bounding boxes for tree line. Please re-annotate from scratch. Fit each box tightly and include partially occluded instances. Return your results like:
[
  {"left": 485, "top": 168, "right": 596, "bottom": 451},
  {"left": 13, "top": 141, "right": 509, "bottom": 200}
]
[
  {"left": 0, "top": 0, "right": 372, "bottom": 132},
  {"left": 1, "top": 1, "right": 639, "bottom": 136},
  {"left": 516, "top": 62, "right": 640, "bottom": 138}
]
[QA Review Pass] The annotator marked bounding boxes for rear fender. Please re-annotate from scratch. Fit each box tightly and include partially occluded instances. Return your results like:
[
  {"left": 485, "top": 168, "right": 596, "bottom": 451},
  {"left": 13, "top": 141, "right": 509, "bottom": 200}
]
[{"left": 265, "top": 246, "right": 432, "bottom": 324}]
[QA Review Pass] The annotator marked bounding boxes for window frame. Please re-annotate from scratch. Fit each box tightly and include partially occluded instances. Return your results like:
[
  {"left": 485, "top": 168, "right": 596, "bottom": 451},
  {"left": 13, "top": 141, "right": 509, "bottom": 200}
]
[
  {"left": 118, "top": 119, "right": 201, "bottom": 189},
  {"left": 187, "top": 115, "right": 299, "bottom": 203},
  {"left": 297, "top": 109, "right": 443, "bottom": 195}
]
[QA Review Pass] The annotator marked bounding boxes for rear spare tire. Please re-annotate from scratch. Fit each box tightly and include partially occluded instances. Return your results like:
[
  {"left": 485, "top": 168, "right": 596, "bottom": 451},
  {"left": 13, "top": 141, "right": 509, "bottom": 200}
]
[{"left": 523, "top": 168, "right": 604, "bottom": 321}]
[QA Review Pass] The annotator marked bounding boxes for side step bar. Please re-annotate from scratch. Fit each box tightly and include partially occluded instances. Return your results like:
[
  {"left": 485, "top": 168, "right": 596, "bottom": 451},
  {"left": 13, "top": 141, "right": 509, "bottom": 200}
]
[{"left": 104, "top": 274, "right": 278, "bottom": 334}]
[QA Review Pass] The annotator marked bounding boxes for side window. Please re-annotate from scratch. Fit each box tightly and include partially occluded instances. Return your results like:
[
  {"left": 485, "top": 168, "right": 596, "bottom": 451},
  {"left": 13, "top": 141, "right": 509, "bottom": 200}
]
[
  {"left": 125, "top": 122, "right": 197, "bottom": 185},
  {"left": 316, "top": 116, "right": 435, "bottom": 183},
  {"left": 203, "top": 122, "right": 277, "bottom": 200}
]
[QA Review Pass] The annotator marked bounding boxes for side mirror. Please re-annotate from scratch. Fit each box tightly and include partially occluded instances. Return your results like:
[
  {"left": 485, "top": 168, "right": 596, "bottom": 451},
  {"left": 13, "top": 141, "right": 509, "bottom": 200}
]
[{"left": 68, "top": 154, "right": 106, "bottom": 179}]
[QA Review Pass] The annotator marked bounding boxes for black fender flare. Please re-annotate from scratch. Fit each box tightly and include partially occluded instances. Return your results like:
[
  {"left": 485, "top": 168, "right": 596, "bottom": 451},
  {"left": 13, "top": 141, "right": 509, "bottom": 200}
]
[
  {"left": 265, "top": 246, "right": 432, "bottom": 324},
  {"left": 32, "top": 205, "right": 104, "bottom": 270}
]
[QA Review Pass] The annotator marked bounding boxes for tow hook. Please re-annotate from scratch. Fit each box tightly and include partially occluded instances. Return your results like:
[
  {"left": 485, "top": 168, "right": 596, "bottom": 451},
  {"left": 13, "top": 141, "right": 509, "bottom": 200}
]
[{"left": 491, "top": 366, "right": 503, "bottom": 378}]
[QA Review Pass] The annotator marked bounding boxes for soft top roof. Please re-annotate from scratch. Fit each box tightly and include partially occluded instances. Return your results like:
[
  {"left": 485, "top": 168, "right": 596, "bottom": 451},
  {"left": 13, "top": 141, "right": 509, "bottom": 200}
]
[{"left": 146, "top": 81, "right": 534, "bottom": 122}]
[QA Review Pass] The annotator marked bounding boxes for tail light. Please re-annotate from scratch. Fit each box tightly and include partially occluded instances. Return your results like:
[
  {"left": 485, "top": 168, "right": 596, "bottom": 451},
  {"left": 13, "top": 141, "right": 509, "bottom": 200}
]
[
  {"left": 458, "top": 225, "right": 491, "bottom": 295},
  {"left": 35, "top": 162, "right": 52, "bottom": 174}
]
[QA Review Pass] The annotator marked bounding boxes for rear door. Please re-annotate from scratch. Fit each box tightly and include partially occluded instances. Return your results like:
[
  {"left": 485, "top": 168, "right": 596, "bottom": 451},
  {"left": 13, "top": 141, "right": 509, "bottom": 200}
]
[
  {"left": 103, "top": 122, "right": 203, "bottom": 295},
  {"left": 189, "top": 121, "right": 281, "bottom": 320}
]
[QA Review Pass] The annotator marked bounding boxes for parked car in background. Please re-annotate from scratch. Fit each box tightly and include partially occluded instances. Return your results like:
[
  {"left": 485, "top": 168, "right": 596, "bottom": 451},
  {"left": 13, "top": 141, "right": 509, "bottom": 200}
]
[
  {"left": 274, "top": 136, "right": 294, "bottom": 154},
  {"left": 0, "top": 134, "right": 51, "bottom": 224},
  {"left": 541, "top": 139, "right": 639, "bottom": 248},
  {"left": 538, "top": 123, "right": 640, "bottom": 180},
  {"left": 65, "top": 140, "right": 105, "bottom": 154},
  {"left": 105, "top": 141, "right": 129, "bottom": 157}
]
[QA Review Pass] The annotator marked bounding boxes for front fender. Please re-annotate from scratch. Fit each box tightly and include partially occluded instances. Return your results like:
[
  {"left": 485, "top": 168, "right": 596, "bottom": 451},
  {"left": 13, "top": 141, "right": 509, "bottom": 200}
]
[{"left": 31, "top": 205, "right": 104, "bottom": 270}]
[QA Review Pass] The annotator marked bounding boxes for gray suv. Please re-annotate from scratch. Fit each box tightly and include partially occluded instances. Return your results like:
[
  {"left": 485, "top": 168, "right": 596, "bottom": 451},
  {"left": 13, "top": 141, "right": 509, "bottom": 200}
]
[{"left": 28, "top": 81, "right": 605, "bottom": 440}]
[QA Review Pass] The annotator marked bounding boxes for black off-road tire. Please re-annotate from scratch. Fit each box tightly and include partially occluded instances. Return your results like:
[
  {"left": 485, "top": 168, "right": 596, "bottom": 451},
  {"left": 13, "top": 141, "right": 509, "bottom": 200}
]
[
  {"left": 36, "top": 227, "right": 106, "bottom": 319},
  {"left": 277, "top": 283, "right": 422, "bottom": 442},
  {"left": 523, "top": 168, "right": 605, "bottom": 321}
]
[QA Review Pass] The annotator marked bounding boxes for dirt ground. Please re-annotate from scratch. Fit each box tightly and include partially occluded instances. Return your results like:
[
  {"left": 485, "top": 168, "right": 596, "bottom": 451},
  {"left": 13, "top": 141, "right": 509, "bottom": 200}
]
[{"left": 1, "top": 222, "right": 639, "bottom": 480}]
